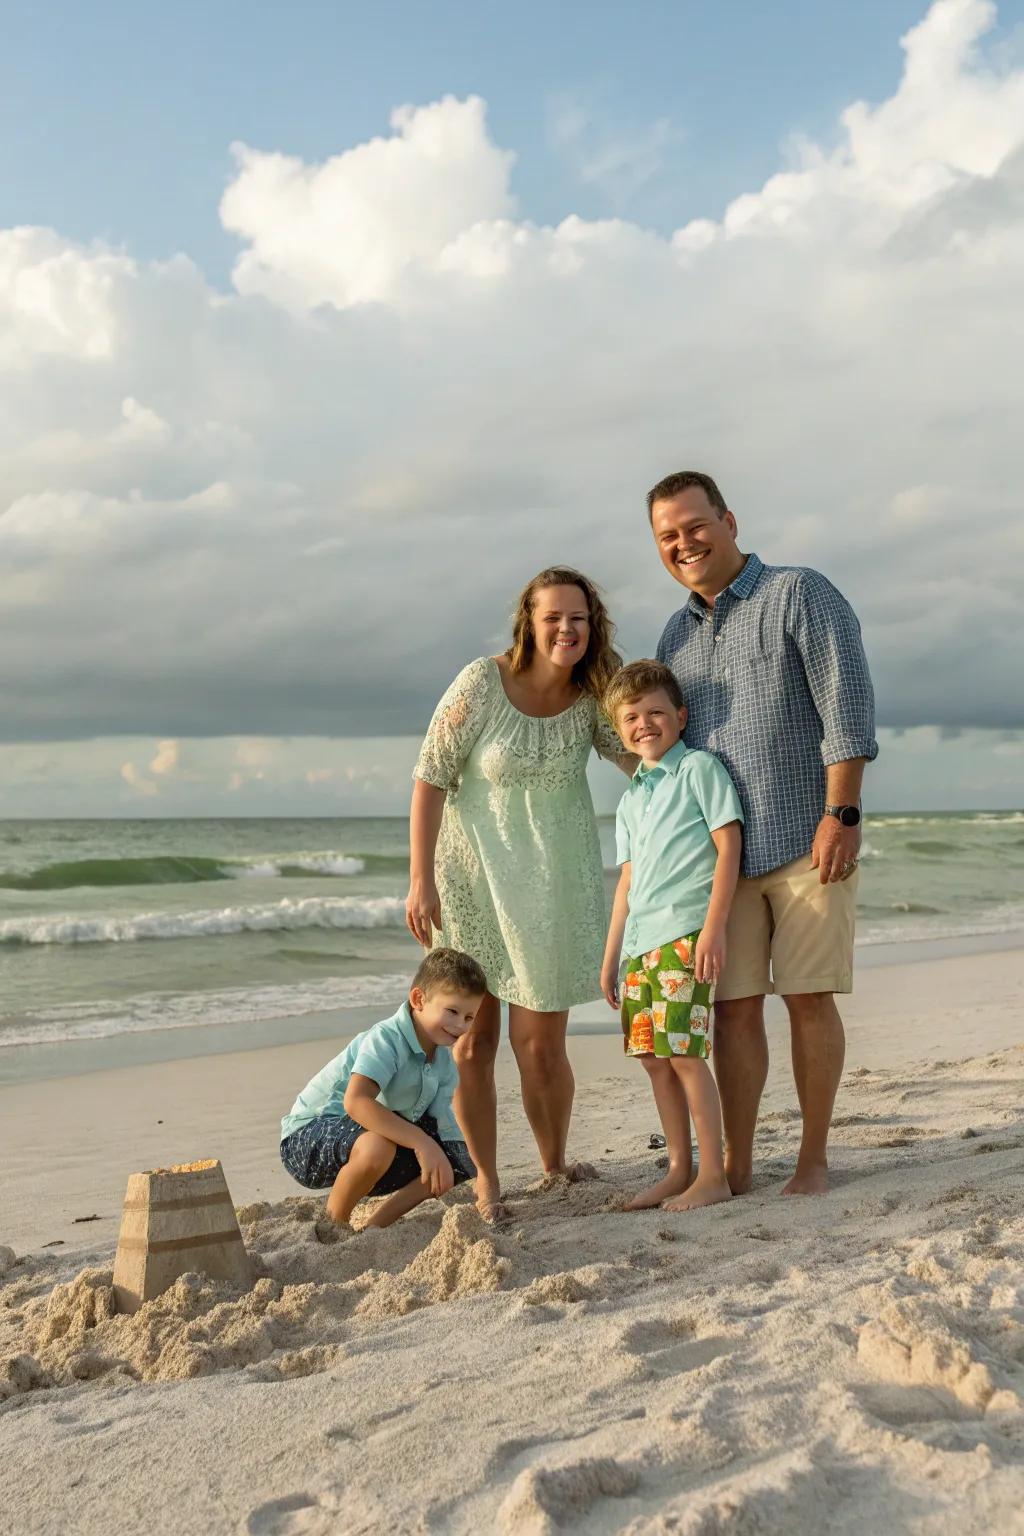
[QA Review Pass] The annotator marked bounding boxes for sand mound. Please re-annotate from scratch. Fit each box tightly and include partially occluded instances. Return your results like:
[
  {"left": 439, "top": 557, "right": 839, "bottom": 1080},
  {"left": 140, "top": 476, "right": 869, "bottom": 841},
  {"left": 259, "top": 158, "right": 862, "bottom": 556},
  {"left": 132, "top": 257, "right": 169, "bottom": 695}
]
[{"left": 0, "top": 1185, "right": 615, "bottom": 1401}]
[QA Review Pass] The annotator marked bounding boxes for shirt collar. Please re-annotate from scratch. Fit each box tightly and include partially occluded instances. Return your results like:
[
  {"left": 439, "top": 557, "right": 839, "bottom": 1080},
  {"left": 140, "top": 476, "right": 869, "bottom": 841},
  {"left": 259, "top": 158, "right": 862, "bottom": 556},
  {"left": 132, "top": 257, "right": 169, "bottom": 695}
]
[
  {"left": 633, "top": 738, "right": 689, "bottom": 782},
  {"left": 687, "top": 552, "right": 764, "bottom": 619},
  {"left": 395, "top": 1000, "right": 426, "bottom": 1058}
]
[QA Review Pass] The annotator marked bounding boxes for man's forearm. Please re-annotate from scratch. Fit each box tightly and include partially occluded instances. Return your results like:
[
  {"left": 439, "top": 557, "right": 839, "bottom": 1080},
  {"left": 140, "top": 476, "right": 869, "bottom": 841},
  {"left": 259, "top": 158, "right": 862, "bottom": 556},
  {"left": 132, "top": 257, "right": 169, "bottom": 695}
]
[{"left": 824, "top": 757, "right": 867, "bottom": 807}]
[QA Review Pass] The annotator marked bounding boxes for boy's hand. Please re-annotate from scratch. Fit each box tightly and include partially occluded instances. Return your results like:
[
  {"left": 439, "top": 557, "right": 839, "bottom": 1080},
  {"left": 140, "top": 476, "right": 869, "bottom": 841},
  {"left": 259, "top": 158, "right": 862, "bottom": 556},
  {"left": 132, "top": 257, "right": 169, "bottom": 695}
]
[
  {"left": 694, "top": 925, "right": 726, "bottom": 986},
  {"left": 415, "top": 1138, "right": 454, "bottom": 1197},
  {"left": 600, "top": 960, "right": 621, "bottom": 1011}
]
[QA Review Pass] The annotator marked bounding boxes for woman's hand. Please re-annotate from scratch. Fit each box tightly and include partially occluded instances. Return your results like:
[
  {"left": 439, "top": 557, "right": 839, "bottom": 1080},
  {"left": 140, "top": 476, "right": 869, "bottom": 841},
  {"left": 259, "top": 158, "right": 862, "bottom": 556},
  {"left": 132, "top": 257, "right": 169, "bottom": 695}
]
[
  {"left": 415, "top": 1137, "right": 454, "bottom": 1197},
  {"left": 694, "top": 924, "right": 726, "bottom": 986},
  {"left": 600, "top": 958, "right": 621, "bottom": 1011},
  {"left": 406, "top": 878, "right": 441, "bottom": 947}
]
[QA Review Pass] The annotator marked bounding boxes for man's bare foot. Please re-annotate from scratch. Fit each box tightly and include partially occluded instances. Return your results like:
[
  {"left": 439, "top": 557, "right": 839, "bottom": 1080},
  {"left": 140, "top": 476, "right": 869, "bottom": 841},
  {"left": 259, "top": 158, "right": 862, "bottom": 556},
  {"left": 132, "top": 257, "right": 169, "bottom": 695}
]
[
  {"left": 724, "top": 1154, "right": 752, "bottom": 1196},
  {"left": 624, "top": 1168, "right": 693, "bottom": 1210},
  {"left": 781, "top": 1162, "right": 829, "bottom": 1196},
  {"left": 663, "top": 1173, "right": 732, "bottom": 1212}
]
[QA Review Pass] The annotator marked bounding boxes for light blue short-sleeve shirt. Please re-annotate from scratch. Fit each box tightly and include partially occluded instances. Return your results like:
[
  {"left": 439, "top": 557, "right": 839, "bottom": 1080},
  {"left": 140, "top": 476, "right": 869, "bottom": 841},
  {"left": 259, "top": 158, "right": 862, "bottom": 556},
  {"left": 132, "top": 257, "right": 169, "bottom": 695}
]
[
  {"left": 280, "top": 1001, "right": 463, "bottom": 1143},
  {"left": 615, "top": 740, "right": 744, "bottom": 956}
]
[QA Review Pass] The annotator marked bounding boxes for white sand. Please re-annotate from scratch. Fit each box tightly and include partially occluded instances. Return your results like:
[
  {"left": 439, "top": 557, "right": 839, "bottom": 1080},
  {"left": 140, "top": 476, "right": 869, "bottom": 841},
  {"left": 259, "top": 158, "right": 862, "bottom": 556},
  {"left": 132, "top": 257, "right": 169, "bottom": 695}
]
[{"left": 1, "top": 945, "right": 1023, "bottom": 1533}]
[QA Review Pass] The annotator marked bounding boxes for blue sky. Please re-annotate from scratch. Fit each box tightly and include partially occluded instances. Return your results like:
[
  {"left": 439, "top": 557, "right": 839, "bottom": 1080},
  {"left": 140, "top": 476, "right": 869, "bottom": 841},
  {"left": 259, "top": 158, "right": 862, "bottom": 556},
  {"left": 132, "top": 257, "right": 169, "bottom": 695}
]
[
  {"left": 7, "top": 0, "right": 1016, "bottom": 282},
  {"left": 2, "top": 0, "right": 1023, "bottom": 814}
]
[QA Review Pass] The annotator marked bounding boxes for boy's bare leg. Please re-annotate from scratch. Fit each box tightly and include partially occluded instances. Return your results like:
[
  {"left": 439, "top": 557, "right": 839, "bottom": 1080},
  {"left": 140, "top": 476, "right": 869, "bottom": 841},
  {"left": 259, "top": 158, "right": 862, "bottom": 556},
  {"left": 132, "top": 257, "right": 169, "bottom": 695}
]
[
  {"left": 663, "top": 1058, "right": 732, "bottom": 1212},
  {"left": 624, "top": 1057, "right": 693, "bottom": 1209},
  {"left": 711, "top": 995, "right": 769, "bottom": 1194},
  {"left": 453, "top": 992, "right": 506, "bottom": 1220},
  {"left": 509, "top": 1005, "right": 592, "bottom": 1179},
  {"left": 325, "top": 1132, "right": 397, "bottom": 1224},
  {"left": 780, "top": 992, "right": 845, "bottom": 1196},
  {"left": 363, "top": 1176, "right": 433, "bottom": 1228}
]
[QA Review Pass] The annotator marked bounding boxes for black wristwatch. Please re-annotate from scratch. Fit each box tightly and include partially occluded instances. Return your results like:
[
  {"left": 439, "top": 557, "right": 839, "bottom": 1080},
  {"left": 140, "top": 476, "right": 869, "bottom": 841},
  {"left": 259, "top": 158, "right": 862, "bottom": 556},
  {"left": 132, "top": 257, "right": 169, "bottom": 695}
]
[{"left": 825, "top": 803, "right": 861, "bottom": 827}]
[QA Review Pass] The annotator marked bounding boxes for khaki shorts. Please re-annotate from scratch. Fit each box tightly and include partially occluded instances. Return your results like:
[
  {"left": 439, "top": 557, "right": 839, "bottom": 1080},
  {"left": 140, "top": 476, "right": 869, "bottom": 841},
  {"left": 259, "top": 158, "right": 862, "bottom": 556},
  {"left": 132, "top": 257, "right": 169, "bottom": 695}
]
[{"left": 717, "top": 854, "right": 858, "bottom": 1001}]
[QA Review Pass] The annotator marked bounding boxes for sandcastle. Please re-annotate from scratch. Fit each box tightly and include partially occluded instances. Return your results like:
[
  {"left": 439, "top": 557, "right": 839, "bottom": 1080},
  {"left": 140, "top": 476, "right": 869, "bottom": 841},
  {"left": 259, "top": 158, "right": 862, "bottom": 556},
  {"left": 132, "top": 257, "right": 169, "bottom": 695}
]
[{"left": 112, "top": 1158, "right": 252, "bottom": 1313}]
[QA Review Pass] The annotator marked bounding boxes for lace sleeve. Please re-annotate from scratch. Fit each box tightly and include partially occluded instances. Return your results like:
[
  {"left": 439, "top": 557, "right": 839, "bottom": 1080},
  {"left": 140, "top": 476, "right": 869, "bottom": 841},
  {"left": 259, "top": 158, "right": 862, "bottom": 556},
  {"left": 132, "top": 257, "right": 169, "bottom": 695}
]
[
  {"left": 414, "top": 658, "right": 494, "bottom": 791},
  {"left": 592, "top": 706, "right": 634, "bottom": 771}
]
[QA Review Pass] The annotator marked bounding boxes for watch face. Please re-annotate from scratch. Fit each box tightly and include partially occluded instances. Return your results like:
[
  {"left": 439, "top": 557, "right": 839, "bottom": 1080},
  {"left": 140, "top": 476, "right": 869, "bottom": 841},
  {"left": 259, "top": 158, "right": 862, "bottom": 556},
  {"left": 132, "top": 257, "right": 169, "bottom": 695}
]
[{"left": 839, "top": 805, "right": 861, "bottom": 827}]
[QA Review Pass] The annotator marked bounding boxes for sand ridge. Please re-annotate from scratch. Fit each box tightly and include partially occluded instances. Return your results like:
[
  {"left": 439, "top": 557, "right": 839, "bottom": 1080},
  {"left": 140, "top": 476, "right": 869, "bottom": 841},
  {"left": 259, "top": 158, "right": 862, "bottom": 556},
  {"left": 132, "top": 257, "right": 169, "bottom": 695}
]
[{"left": 2, "top": 1043, "right": 1023, "bottom": 1532}]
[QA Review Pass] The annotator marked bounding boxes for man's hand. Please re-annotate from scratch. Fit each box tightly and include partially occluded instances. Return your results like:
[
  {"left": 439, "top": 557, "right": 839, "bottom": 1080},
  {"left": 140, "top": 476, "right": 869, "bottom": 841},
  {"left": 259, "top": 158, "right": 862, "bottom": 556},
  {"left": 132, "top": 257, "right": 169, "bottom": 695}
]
[
  {"left": 694, "top": 923, "right": 726, "bottom": 985},
  {"left": 600, "top": 960, "right": 621, "bottom": 1011},
  {"left": 415, "top": 1138, "right": 454, "bottom": 1197},
  {"left": 405, "top": 878, "right": 441, "bottom": 946},
  {"left": 810, "top": 816, "right": 861, "bottom": 885}
]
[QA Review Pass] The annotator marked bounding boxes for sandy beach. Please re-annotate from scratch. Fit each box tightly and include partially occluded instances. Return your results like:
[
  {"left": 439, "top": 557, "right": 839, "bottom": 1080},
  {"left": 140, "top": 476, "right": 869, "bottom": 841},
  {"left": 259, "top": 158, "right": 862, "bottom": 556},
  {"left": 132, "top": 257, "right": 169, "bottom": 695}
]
[{"left": 2, "top": 943, "right": 1023, "bottom": 1533}]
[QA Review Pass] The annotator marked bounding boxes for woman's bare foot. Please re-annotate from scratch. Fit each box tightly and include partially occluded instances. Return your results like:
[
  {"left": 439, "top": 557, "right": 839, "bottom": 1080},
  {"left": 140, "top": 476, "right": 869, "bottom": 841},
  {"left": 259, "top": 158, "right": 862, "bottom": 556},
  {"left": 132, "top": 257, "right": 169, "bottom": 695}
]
[
  {"left": 623, "top": 1166, "right": 693, "bottom": 1210},
  {"left": 663, "top": 1173, "right": 732, "bottom": 1212},
  {"left": 566, "top": 1161, "right": 599, "bottom": 1183},
  {"left": 474, "top": 1174, "right": 509, "bottom": 1223}
]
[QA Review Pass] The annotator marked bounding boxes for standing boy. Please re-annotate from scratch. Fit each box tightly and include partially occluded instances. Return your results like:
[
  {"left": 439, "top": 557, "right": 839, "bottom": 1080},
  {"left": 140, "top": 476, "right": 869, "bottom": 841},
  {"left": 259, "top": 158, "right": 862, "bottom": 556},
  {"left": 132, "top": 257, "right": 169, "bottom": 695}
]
[
  {"left": 280, "top": 948, "right": 485, "bottom": 1228},
  {"left": 600, "top": 660, "right": 744, "bottom": 1212}
]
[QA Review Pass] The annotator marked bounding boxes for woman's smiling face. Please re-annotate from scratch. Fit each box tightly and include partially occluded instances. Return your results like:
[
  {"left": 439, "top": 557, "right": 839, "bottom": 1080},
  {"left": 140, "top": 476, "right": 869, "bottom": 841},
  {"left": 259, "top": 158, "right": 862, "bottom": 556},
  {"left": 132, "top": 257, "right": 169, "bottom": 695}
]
[{"left": 530, "top": 583, "right": 590, "bottom": 671}]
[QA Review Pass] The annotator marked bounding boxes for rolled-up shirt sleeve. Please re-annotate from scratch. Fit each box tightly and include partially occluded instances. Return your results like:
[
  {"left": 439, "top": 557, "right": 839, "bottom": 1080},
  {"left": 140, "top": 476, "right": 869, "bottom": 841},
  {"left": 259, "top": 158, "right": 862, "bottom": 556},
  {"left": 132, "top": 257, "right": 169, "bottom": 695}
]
[{"left": 790, "top": 572, "right": 879, "bottom": 767}]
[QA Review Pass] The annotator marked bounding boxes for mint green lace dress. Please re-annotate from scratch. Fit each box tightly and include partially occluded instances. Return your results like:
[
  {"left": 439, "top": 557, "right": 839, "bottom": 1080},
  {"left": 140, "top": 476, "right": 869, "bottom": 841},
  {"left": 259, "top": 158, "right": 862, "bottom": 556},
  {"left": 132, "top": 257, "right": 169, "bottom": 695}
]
[{"left": 414, "top": 656, "right": 631, "bottom": 1011}]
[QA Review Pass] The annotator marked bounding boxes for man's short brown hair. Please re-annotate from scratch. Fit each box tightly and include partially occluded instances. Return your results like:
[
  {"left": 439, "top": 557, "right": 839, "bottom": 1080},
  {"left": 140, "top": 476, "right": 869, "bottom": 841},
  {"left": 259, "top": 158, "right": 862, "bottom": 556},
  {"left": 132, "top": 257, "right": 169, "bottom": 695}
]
[
  {"left": 646, "top": 470, "right": 728, "bottom": 522},
  {"left": 412, "top": 947, "right": 487, "bottom": 998},
  {"left": 604, "top": 660, "right": 685, "bottom": 722}
]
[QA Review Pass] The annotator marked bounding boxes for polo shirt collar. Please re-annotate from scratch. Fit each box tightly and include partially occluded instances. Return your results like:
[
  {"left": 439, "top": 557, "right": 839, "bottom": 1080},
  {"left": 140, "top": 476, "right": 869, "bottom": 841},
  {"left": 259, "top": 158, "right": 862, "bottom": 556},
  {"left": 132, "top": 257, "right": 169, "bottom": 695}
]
[
  {"left": 634, "top": 738, "right": 689, "bottom": 782},
  {"left": 395, "top": 1000, "right": 426, "bottom": 1058},
  {"left": 687, "top": 552, "right": 764, "bottom": 618}
]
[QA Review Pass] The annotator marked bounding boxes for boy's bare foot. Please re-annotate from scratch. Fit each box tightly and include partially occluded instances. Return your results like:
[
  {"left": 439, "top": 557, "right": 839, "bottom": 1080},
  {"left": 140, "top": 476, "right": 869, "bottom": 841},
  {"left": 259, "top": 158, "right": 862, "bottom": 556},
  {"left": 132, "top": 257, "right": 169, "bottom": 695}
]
[
  {"left": 623, "top": 1168, "right": 693, "bottom": 1210},
  {"left": 662, "top": 1173, "right": 732, "bottom": 1212},
  {"left": 781, "top": 1161, "right": 829, "bottom": 1196}
]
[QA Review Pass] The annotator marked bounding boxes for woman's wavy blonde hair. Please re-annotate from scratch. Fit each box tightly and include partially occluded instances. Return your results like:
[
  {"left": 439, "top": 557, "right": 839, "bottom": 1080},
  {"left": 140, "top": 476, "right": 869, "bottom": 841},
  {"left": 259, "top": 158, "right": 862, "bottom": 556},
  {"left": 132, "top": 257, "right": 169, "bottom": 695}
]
[{"left": 505, "top": 566, "right": 623, "bottom": 699}]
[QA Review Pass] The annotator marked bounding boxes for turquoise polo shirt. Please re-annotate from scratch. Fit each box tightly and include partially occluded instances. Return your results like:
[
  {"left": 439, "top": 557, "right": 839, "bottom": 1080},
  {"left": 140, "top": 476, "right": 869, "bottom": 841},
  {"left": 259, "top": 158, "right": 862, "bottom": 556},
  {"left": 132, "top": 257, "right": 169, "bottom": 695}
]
[
  {"left": 280, "top": 1001, "right": 463, "bottom": 1143},
  {"left": 615, "top": 740, "right": 744, "bottom": 957}
]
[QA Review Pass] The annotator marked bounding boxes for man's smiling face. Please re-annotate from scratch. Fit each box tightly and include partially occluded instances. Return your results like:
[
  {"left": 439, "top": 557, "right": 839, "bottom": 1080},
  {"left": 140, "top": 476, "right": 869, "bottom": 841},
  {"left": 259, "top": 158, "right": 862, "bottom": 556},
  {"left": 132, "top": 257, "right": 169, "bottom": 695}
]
[{"left": 650, "top": 486, "right": 741, "bottom": 599}]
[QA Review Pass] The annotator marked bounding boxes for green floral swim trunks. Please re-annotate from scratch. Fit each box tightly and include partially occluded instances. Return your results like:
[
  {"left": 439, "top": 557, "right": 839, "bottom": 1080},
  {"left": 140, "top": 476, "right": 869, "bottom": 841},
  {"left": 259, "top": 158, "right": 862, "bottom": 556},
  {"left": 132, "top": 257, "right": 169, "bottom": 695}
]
[{"left": 621, "top": 932, "right": 713, "bottom": 1060}]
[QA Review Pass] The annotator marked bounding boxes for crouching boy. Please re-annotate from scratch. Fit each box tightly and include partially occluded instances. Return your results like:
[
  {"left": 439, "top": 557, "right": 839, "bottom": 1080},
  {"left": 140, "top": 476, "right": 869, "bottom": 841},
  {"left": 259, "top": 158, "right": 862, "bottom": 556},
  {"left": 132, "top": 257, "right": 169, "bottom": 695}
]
[
  {"left": 600, "top": 661, "right": 744, "bottom": 1212},
  {"left": 280, "top": 948, "right": 485, "bottom": 1228}
]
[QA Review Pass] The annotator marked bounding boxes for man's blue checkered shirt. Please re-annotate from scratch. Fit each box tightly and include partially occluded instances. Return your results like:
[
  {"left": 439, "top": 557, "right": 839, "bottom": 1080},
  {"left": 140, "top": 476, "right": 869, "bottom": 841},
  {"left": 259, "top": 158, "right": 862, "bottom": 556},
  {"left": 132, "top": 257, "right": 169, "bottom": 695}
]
[{"left": 657, "top": 554, "right": 878, "bottom": 879}]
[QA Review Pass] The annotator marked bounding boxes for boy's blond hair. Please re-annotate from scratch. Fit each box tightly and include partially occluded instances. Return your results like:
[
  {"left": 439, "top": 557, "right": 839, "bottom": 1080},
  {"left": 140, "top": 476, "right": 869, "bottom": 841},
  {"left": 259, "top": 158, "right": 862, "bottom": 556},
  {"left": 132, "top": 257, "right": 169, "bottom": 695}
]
[
  {"left": 412, "top": 947, "right": 487, "bottom": 998},
  {"left": 603, "top": 659, "right": 685, "bottom": 723}
]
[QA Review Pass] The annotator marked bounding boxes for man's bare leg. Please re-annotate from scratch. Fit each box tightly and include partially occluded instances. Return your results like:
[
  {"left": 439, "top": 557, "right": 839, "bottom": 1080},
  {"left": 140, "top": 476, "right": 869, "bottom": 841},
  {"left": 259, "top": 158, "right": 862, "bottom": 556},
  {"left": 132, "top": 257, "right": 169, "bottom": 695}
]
[
  {"left": 711, "top": 995, "right": 769, "bottom": 1194},
  {"left": 363, "top": 1176, "right": 433, "bottom": 1228},
  {"left": 509, "top": 1006, "right": 589, "bottom": 1178},
  {"left": 780, "top": 991, "right": 845, "bottom": 1196},
  {"left": 663, "top": 1058, "right": 731, "bottom": 1211},
  {"left": 453, "top": 992, "right": 505, "bottom": 1219},
  {"left": 325, "top": 1132, "right": 397, "bottom": 1224},
  {"left": 624, "top": 1057, "right": 693, "bottom": 1209}
]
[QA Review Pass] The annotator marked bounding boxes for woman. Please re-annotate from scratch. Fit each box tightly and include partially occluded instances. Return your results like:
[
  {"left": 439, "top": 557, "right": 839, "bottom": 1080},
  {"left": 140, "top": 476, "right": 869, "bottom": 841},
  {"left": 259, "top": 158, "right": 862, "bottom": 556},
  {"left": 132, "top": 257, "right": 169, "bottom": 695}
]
[{"left": 406, "top": 567, "right": 635, "bottom": 1220}]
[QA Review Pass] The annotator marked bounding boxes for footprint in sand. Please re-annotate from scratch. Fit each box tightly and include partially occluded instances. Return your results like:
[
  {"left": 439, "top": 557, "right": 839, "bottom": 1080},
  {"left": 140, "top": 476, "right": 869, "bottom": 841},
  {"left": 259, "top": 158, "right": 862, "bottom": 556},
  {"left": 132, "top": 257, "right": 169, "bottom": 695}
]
[
  {"left": 498, "top": 1456, "right": 639, "bottom": 1533},
  {"left": 247, "top": 1493, "right": 330, "bottom": 1535}
]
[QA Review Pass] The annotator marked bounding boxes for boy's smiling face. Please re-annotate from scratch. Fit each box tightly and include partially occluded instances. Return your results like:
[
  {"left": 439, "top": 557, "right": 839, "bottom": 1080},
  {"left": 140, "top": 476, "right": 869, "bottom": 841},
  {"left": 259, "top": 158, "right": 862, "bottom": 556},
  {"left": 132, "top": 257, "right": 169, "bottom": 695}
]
[
  {"left": 615, "top": 688, "right": 688, "bottom": 767},
  {"left": 409, "top": 986, "right": 482, "bottom": 1050}
]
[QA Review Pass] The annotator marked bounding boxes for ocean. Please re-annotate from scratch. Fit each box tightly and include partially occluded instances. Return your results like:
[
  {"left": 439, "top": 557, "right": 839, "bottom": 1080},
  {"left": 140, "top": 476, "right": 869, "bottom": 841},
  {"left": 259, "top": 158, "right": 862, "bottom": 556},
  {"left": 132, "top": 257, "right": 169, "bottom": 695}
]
[{"left": 1, "top": 813, "right": 1022, "bottom": 1080}]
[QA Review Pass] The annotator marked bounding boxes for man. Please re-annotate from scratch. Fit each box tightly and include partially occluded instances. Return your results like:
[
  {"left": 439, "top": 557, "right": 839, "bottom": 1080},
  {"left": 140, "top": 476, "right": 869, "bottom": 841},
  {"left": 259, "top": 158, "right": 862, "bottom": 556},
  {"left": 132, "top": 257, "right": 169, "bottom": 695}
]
[{"left": 650, "top": 470, "right": 877, "bottom": 1195}]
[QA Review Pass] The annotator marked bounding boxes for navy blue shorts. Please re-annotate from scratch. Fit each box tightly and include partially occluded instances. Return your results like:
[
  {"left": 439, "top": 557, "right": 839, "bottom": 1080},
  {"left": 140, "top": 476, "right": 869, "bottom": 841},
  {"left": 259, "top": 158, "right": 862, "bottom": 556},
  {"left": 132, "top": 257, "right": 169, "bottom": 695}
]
[{"left": 280, "top": 1111, "right": 475, "bottom": 1197}]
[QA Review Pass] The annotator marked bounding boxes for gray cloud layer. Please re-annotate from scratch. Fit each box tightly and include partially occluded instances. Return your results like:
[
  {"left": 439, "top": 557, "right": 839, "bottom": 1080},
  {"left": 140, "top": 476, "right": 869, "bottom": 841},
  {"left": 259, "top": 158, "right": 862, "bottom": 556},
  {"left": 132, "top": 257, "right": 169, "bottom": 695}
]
[{"left": 2, "top": 2, "right": 1023, "bottom": 745}]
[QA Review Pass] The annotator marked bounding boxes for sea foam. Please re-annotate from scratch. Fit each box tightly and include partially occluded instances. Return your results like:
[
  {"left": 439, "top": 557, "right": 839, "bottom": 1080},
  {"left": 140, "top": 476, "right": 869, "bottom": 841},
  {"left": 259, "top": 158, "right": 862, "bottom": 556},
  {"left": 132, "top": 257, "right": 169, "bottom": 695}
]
[{"left": 0, "top": 895, "right": 405, "bottom": 947}]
